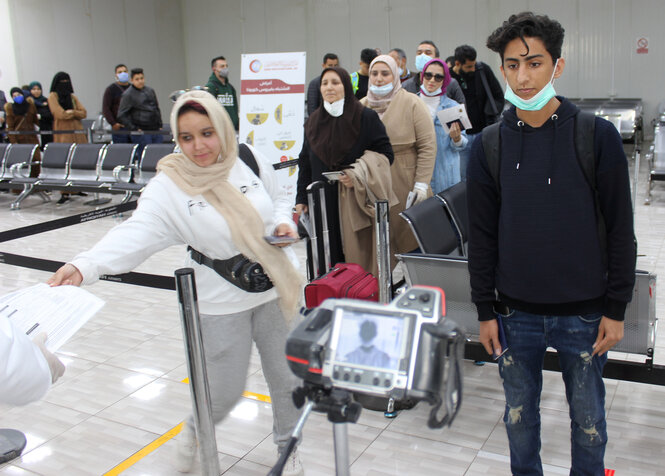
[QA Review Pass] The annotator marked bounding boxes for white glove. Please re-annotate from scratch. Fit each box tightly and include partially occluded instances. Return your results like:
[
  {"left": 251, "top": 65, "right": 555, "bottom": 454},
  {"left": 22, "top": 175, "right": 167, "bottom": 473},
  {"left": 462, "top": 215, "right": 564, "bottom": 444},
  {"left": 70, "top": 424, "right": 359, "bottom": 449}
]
[
  {"left": 33, "top": 333, "right": 65, "bottom": 384},
  {"left": 412, "top": 182, "right": 429, "bottom": 205}
]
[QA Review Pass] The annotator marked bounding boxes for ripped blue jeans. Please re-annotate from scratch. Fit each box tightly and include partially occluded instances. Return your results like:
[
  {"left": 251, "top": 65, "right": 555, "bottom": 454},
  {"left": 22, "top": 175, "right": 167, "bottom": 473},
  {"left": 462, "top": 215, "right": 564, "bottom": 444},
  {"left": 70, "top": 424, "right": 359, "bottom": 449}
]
[{"left": 497, "top": 310, "right": 608, "bottom": 476}]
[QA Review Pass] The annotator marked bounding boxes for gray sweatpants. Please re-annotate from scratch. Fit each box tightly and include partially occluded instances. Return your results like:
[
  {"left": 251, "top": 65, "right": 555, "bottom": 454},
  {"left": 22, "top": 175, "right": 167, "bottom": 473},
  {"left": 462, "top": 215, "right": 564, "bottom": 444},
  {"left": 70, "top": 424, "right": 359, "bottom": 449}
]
[{"left": 187, "top": 299, "right": 301, "bottom": 448}]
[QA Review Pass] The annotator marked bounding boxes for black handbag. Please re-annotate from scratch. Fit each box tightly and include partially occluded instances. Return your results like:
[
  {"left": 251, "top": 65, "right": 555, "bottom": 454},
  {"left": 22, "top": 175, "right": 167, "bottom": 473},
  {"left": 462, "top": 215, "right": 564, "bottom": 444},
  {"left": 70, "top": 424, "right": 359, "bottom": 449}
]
[{"left": 188, "top": 246, "right": 273, "bottom": 293}]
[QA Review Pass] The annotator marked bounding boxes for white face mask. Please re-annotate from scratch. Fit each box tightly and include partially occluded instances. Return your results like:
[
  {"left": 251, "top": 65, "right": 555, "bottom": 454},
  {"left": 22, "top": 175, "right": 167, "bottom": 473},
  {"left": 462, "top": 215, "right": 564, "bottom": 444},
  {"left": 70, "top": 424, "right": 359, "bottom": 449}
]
[
  {"left": 420, "top": 84, "right": 442, "bottom": 97},
  {"left": 323, "top": 98, "right": 345, "bottom": 117},
  {"left": 397, "top": 67, "right": 404, "bottom": 77},
  {"left": 369, "top": 82, "right": 394, "bottom": 97}
]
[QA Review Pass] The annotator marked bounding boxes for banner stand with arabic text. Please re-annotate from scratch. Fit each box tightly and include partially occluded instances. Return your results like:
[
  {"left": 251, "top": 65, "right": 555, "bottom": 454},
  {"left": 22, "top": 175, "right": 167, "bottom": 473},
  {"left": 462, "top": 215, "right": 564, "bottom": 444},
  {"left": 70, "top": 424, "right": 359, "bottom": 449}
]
[{"left": 239, "top": 52, "right": 306, "bottom": 200}]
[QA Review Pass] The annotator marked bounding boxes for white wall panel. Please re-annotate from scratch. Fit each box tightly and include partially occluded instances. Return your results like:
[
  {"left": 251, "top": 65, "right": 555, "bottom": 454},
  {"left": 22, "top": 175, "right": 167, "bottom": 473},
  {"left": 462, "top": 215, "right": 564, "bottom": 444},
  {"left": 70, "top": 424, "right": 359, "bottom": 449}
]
[
  {"left": 8, "top": 0, "right": 665, "bottom": 128},
  {"left": 9, "top": 0, "right": 185, "bottom": 123}
]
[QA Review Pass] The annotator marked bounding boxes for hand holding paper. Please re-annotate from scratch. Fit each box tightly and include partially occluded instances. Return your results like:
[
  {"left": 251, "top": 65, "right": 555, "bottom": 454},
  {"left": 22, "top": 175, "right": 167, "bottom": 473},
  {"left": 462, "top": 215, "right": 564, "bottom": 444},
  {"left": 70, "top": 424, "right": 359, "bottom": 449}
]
[
  {"left": 0, "top": 283, "right": 105, "bottom": 352},
  {"left": 436, "top": 103, "right": 472, "bottom": 135}
]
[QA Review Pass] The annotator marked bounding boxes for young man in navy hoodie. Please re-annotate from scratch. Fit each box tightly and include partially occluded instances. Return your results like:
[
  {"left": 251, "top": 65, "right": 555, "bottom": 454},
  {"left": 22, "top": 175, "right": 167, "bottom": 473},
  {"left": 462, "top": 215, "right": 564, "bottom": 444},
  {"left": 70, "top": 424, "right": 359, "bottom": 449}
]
[{"left": 467, "top": 12, "right": 635, "bottom": 476}]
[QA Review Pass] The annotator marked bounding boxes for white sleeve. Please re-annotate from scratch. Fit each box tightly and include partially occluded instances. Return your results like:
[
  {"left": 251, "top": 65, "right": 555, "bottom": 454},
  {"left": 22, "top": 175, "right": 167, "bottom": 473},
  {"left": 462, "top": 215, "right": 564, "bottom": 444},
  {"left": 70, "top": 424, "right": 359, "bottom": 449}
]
[
  {"left": 246, "top": 144, "right": 296, "bottom": 231},
  {"left": 70, "top": 180, "right": 182, "bottom": 284},
  {"left": 451, "top": 130, "right": 468, "bottom": 150},
  {"left": 0, "top": 316, "right": 51, "bottom": 406}
]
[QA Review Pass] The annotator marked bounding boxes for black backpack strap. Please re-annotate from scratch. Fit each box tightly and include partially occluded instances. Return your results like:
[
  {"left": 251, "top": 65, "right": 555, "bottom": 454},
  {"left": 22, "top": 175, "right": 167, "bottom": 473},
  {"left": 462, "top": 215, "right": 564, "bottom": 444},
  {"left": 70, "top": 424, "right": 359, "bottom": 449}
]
[
  {"left": 478, "top": 66, "right": 499, "bottom": 116},
  {"left": 238, "top": 143, "right": 260, "bottom": 178},
  {"left": 574, "top": 112, "right": 607, "bottom": 264},
  {"left": 481, "top": 122, "right": 502, "bottom": 194}
]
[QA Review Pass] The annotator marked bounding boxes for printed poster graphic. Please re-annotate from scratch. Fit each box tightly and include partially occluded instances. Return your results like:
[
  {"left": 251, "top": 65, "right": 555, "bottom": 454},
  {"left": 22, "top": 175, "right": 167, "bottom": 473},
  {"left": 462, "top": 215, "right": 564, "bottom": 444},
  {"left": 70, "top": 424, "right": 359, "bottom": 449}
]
[{"left": 239, "top": 52, "right": 306, "bottom": 199}]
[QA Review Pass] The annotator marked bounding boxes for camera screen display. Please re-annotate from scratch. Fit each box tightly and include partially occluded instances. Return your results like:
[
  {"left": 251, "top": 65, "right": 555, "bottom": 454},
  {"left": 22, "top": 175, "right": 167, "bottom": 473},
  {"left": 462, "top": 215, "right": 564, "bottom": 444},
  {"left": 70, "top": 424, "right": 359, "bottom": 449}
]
[{"left": 332, "top": 308, "right": 411, "bottom": 372}]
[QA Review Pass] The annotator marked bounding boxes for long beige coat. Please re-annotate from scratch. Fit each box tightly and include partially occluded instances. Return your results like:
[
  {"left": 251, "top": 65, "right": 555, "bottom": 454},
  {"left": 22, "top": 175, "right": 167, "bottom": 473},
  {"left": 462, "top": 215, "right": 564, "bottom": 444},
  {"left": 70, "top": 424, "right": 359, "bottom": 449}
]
[
  {"left": 362, "top": 88, "right": 436, "bottom": 254},
  {"left": 338, "top": 150, "right": 399, "bottom": 276},
  {"left": 48, "top": 92, "right": 88, "bottom": 143}
]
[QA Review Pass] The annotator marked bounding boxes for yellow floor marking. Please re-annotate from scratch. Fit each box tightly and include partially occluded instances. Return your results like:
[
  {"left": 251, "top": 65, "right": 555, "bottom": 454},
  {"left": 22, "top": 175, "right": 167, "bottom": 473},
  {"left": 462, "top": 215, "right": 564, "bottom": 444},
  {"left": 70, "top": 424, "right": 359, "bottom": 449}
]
[
  {"left": 102, "top": 379, "right": 274, "bottom": 474},
  {"left": 242, "top": 390, "right": 272, "bottom": 403},
  {"left": 102, "top": 421, "right": 184, "bottom": 476}
]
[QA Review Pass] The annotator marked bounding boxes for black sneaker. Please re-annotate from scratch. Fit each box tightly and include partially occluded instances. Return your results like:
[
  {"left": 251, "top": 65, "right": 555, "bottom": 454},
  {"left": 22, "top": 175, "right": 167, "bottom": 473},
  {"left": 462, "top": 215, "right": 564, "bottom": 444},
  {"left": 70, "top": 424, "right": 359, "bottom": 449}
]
[{"left": 56, "top": 195, "right": 70, "bottom": 205}]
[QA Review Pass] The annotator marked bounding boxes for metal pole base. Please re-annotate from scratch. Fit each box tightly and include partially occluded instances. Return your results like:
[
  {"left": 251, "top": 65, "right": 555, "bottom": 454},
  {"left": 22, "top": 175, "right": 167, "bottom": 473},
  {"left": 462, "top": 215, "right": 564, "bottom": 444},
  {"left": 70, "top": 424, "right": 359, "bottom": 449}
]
[
  {"left": 333, "top": 423, "right": 351, "bottom": 476},
  {"left": 0, "top": 429, "right": 27, "bottom": 464}
]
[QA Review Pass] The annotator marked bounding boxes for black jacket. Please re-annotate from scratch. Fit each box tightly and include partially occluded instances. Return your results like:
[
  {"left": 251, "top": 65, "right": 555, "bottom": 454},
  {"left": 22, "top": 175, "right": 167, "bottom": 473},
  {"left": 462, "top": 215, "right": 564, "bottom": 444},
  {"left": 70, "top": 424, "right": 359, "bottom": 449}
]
[
  {"left": 450, "top": 61, "right": 504, "bottom": 133},
  {"left": 296, "top": 107, "right": 394, "bottom": 264},
  {"left": 467, "top": 97, "right": 636, "bottom": 321},
  {"left": 117, "top": 85, "right": 162, "bottom": 131}
]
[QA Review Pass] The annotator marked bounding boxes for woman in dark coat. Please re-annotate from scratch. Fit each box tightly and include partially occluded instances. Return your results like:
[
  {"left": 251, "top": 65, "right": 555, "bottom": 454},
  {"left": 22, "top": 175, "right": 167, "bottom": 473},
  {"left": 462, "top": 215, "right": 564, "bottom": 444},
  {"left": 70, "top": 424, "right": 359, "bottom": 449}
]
[
  {"left": 29, "top": 81, "right": 53, "bottom": 147},
  {"left": 4, "top": 87, "right": 41, "bottom": 176},
  {"left": 295, "top": 66, "right": 394, "bottom": 267}
]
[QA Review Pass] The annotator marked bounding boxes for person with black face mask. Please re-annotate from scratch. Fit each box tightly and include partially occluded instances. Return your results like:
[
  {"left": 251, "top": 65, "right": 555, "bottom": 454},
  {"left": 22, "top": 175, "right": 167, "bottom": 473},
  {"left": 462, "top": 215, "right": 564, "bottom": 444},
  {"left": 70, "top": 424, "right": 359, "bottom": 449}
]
[
  {"left": 449, "top": 44, "right": 504, "bottom": 181},
  {"left": 48, "top": 72, "right": 88, "bottom": 203},
  {"left": 48, "top": 72, "right": 88, "bottom": 144}
]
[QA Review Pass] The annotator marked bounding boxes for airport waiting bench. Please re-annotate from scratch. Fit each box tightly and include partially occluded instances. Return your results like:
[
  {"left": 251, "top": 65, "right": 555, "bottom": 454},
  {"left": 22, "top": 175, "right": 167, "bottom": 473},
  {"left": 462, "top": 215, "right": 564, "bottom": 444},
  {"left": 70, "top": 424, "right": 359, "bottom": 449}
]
[
  {"left": 0, "top": 142, "right": 176, "bottom": 209},
  {"left": 397, "top": 181, "right": 657, "bottom": 360}
]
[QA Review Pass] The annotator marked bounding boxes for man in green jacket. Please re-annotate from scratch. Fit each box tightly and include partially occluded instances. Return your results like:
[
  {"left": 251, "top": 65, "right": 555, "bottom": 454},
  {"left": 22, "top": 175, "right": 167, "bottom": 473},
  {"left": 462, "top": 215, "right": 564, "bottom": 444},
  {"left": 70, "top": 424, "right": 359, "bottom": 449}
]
[{"left": 205, "top": 56, "right": 239, "bottom": 131}]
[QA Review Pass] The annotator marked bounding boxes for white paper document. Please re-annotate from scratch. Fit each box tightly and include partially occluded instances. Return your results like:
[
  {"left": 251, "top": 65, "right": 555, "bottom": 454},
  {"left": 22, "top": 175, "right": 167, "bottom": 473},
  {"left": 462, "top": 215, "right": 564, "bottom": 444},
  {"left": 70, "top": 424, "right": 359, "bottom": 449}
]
[
  {"left": 436, "top": 103, "right": 473, "bottom": 134},
  {"left": 0, "top": 283, "right": 105, "bottom": 352}
]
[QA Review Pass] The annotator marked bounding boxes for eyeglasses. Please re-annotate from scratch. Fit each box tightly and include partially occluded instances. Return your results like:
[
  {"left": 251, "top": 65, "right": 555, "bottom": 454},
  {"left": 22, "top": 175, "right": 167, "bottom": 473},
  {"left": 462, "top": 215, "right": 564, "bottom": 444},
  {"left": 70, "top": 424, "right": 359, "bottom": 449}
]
[
  {"left": 169, "top": 86, "right": 209, "bottom": 102},
  {"left": 423, "top": 72, "right": 445, "bottom": 83}
]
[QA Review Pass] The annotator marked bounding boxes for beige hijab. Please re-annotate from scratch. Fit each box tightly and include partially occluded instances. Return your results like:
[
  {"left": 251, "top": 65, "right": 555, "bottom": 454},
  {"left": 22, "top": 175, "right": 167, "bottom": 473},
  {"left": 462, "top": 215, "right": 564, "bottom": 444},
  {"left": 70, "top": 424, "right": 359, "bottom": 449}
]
[
  {"left": 157, "top": 90, "right": 302, "bottom": 319},
  {"left": 365, "top": 55, "right": 402, "bottom": 118}
]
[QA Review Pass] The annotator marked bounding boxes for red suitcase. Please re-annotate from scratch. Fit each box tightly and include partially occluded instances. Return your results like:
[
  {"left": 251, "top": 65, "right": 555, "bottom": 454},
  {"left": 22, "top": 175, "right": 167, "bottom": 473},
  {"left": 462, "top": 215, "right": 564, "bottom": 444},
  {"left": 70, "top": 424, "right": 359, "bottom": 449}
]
[{"left": 304, "top": 262, "right": 378, "bottom": 308}]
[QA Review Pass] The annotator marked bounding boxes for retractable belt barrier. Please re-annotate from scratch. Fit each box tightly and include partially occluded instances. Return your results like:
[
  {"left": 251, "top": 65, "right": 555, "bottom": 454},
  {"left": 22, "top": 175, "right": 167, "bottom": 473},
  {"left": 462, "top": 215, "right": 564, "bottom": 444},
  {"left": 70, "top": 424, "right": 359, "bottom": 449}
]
[{"left": 0, "top": 200, "right": 176, "bottom": 291}]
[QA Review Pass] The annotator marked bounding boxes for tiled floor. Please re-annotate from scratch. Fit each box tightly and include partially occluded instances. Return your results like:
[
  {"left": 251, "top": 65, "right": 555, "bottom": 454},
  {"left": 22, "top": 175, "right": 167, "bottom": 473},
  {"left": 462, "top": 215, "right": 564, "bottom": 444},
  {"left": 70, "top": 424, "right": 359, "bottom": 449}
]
[{"left": 1, "top": 147, "right": 664, "bottom": 475}]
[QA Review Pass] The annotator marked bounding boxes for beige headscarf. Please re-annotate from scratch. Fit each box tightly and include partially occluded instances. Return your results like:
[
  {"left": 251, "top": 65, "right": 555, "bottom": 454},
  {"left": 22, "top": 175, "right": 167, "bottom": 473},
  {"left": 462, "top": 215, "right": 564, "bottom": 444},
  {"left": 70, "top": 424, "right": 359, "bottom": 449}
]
[
  {"left": 365, "top": 55, "right": 402, "bottom": 118},
  {"left": 157, "top": 90, "right": 302, "bottom": 319}
]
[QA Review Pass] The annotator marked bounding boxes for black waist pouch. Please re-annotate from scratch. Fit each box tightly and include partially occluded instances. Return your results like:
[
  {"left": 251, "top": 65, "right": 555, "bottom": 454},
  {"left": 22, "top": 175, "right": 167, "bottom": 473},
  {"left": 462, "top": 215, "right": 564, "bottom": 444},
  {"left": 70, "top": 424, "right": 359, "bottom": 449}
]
[{"left": 188, "top": 246, "right": 274, "bottom": 293}]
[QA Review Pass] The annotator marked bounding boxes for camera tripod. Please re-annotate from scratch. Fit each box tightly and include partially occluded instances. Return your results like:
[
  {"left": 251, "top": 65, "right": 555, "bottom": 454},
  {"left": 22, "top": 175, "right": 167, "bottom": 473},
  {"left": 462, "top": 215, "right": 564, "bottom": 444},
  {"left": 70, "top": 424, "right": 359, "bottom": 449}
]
[{"left": 268, "top": 384, "right": 363, "bottom": 476}]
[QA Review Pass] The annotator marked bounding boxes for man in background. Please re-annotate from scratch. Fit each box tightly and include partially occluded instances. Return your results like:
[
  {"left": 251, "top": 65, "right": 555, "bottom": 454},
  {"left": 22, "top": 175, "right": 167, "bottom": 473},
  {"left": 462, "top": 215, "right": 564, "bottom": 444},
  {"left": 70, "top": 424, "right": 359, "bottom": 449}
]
[
  {"left": 388, "top": 48, "right": 415, "bottom": 83},
  {"left": 118, "top": 68, "right": 163, "bottom": 158},
  {"left": 350, "top": 48, "right": 378, "bottom": 100},
  {"left": 205, "top": 56, "right": 239, "bottom": 131},
  {"left": 449, "top": 44, "right": 504, "bottom": 180},
  {"left": 102, "top": 63, "right": 131, "bottom": 143},
  {"left": 402, "top": 40, "right": 465, "bottom": 105}
]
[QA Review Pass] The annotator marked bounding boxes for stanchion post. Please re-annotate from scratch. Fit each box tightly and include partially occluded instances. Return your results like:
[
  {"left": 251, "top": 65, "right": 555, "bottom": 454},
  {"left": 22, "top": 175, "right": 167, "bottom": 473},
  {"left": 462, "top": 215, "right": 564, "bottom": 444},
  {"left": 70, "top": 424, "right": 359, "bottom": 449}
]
[
  {"left": 175, "top": 268, "right": 220, "bottom": 476},
  {"left": 375, "top": 199, "right": 392, "bottom": 304},
  {"left": 332, "top": 423, "right": 351, "bottom": 476}
]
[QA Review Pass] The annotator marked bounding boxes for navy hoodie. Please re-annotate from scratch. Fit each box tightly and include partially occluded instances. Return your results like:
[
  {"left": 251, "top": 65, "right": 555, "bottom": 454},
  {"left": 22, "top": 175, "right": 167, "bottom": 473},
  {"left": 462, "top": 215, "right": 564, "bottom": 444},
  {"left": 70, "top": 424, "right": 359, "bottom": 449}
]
[{"left": 467, "top": 97, "right": 636, "bottom": 321}]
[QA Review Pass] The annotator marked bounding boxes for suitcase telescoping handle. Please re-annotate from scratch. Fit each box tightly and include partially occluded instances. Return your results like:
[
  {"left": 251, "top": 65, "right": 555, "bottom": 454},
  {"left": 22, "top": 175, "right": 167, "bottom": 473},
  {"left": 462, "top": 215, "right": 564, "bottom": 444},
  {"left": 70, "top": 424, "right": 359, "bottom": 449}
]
[
  {"left": 375, "top": 199, "right": 392, "bottom": 303},
  {"left": 306, "top": 181, "right": 332, "bottom": 277}
]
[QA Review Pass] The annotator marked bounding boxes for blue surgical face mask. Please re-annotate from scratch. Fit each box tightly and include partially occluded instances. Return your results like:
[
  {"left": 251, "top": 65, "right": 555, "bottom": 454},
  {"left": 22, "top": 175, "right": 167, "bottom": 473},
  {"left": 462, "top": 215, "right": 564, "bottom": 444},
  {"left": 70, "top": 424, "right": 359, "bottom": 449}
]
[
  {"left": 397, "top": 67, "right": 404, "bottom": 77},
  {"left": 369, "top": 82, "right": 394, "bottom": 97},
  {"left": 420, "top": 84, "right": 441, "bottom": 97},
  {"left": 415, "top": 54, "right": 433, "bottom": 72},
  {"left": 117, "top": 72, "right": 129, "bottom": 83},
  {"left": 14, "top": 95, "right": 24, "bottom": 104},
  {"left": 504, "top": 59, "right": 559, "bottom": 111}
]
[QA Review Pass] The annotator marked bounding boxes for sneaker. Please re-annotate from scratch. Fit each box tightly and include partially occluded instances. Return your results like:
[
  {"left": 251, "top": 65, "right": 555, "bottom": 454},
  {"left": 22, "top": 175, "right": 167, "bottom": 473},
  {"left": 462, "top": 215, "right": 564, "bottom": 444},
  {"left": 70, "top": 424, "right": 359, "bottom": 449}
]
[
  {"left": 56, "top": 195, "right": 70, "bottom": 205},
  {"left": 281, "top": 448, "right": 304, "bottom": 476},
  {"left": 174, "top": 424, "right": 197, "bottom": 473}
]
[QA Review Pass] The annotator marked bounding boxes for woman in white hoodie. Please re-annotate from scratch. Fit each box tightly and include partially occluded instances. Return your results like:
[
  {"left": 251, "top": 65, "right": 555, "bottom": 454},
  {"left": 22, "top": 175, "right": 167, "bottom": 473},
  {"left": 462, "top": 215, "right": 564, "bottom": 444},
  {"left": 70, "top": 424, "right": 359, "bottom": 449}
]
[{"left": 48, "top": 90, "right": 304, "bottom": 475}]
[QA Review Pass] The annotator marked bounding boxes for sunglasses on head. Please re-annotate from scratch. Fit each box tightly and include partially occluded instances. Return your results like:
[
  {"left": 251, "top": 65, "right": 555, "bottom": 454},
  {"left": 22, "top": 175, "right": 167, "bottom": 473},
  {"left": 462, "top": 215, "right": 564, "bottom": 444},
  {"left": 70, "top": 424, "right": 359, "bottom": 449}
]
[{"left": 423, "top": 72, "right": 445, "bottom": 82}]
